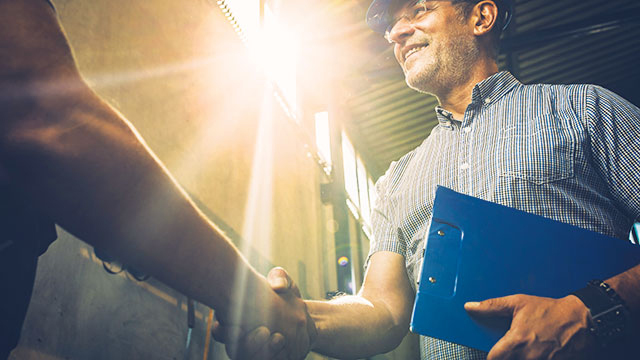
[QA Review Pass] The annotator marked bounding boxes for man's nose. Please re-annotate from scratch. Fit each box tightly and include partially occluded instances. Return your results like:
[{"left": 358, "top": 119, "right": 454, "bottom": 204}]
[{"left": 386, "top": 18, "right": 415, "bottom": 44}]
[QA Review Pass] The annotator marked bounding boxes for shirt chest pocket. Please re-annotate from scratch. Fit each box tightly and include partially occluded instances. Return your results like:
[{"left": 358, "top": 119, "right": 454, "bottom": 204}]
[{"left": 498, "top": 114, "right": 576, "bottom": 185}]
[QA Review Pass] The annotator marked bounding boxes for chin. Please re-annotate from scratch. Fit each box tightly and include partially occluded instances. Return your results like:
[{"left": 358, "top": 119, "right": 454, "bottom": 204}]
[
  {"left": 403, "top": 61, "right": 440, "bottom": 94},
  {"left": 405, "top": 71, "right": 437, "bottom": 95},
  {"left": 406, "top": 79, "right": 427, "bottom": 93}
]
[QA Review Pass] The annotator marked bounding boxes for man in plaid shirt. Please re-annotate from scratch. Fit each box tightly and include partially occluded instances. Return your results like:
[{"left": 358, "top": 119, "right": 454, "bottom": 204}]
[{"left": 221, "top": 0, "right": 640, "bottom": 359}]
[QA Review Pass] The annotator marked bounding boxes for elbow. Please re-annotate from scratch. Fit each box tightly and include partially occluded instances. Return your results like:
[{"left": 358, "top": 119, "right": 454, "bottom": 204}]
[
  {"left": 344, "top": 326, "right": 408, "bottom": 360},
  {"left": 382, "top": 320, "right": 410, "bottom": 352},
  {"left": 360, "top": 310, "right": 410, "bottom": 356},
  {"left": 374, "top": 299, "right": 412, "bottom": 354}
]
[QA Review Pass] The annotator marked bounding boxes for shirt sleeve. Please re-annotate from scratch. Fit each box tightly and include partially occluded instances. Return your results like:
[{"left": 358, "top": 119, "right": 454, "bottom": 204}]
[
  {"left": 363, "top": 160, "right": 407, "bottom": 271},
  {"left": 586, "top": 85, "right": 640, "bottom": 221}
]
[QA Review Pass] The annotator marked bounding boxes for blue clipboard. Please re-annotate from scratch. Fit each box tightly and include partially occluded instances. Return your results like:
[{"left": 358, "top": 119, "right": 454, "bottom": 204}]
[{"left": 410, "top": 186, "right": 640, "bottom": 352}]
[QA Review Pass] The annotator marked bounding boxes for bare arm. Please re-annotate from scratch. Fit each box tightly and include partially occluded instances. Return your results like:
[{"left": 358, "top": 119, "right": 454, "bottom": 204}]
[
  {"left": 603, "top": 263, "right": 640, "bottom": 336},
  {"left": 0, "top": 1, "right": 310, "bottom": 356},
  {"left": 221, "top": 252, "right": 415, "bottom": 359},
  {"left": 307, "top": 251, "right": 415, "bottom": 359}
]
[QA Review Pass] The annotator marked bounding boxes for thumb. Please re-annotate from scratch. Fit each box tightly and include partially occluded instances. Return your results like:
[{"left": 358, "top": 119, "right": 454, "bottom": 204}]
[
  {"left": 465, "top": 295, "right": 519, "bottom": 317},
  {"left": 267, "top": 267, "right": 293, "bottom": 293},
  {"left": 268, "top": 267, "right": 302, "bottom": 298}
]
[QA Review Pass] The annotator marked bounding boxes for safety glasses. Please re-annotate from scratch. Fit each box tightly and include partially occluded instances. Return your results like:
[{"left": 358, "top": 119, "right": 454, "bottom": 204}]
[{"left": 384, "top": 0, "right": 430, "bottom": 43}]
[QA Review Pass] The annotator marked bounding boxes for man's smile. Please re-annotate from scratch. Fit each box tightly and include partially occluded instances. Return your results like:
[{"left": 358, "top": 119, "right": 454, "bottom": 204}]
[{"left": 402, "top": 44, "right": 429, "bottom": 65}]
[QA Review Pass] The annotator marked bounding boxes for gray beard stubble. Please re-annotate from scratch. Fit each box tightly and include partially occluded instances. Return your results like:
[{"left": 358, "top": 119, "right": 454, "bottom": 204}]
[{"left": 405, "top": 33, "right": 480, "bottom": 96}]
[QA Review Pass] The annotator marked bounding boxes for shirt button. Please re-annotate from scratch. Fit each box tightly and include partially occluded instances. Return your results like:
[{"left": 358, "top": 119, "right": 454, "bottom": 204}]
[
  {"left": 460, "top": 163, "right": 470, "bottom": 170},
  {"left": 464, "top": 127, "right": 472, "bottom": 133},
  {"left": 484, "top": 97, "right": 491, "bottom": 104}
]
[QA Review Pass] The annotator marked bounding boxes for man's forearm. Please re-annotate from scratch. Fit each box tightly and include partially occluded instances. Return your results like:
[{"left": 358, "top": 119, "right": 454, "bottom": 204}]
[
  {"left": 0, "top": 0, "right": 277, "bottom": 324},
  {"left": 2, "top": 59, "right": 312, "bottom": 359},
  {"left": 307, "top": 295, "right": 409, "bottom": 359},
  {"left": 1, "top": 77, "right": 274, "bottom": 319},
  {"left": 0, "top": 4, "right": 316, "bottom": 359},
  {"left": 605, "top": 263, "right": 640, "bottom": 327}
]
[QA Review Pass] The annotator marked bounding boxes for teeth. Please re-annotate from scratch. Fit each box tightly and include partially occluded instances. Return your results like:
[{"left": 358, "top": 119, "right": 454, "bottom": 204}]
[{"left": 406, "top": 46, "right": 427, "bottom": 59}]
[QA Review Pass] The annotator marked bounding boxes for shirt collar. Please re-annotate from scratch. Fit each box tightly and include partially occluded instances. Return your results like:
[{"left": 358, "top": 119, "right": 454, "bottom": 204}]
[
  {"left": 434, "top": 71, "right": 521, "bottom": 126},
  {"left": 471, "top": 71, "right": 520, "bottom": 106},
  {"left": 435, "top": 107, "right": 455, "bottom": 127}
]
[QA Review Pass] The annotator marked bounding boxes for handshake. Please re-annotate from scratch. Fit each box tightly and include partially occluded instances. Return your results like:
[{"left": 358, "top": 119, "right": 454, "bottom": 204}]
[{"left": 213, "top": 267, "right": 317, "bottom": 360}]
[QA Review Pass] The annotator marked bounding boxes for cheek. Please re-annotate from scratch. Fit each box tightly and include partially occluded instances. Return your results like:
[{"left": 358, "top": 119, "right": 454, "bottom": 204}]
[{"left": 394, "top": 45, "right": 403, "bottom": 64}]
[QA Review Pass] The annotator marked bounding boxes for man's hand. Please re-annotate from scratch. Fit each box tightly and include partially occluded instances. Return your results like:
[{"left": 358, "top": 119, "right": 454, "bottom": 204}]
[
  {"left": 213, "top": 267, "right": 317, "bottom": 359},
  {"left": 266, "top": 268, "right": 317, "bottom": 359},
  {"left": 465, "top": 294, "right": 597, "bottom": 360}
]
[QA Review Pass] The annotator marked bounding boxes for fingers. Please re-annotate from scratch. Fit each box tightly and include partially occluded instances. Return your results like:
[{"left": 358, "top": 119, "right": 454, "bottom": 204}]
[
  {"left": 217, "top": 324, "right": 258, "bottom": 359},
  {"left": 218, "top": 267, "right": 309, "bottom": 359},
  {"left": 220, "top": 326, "right": 276, "bottom": 359},
  {"left": 213, "top": 267, "right": 310, "bottom": 359},
  {"left": 465, "top": 294, "right": 524, "bottom": 317},
  {"left": 212, "top": 319, "right": 241, "bottom": 345},
  {"left": 466, "top": 296, "right": 522, "bottom": 360},
  {"left": 267, "top": 333, "right": 288, "bottom": 360},
  {"left": 487, "top": 329, "right": 518, "bottom": 360},
  {"left": 239, "top": 331, "right": 287, "bottom": 360},
  {"left": 269, "top": 332, "right": 286, "bottom": 353},
  {"left": 486, "top": 328, "right": 538, "bottom": 360},
  {"left": 213, "top": 318, "right": 287, "bottom": 359},
  {"left": 211, "top": 319, "right": 224, "bottom": 342},
  {"left": 267, "top": 267, "right": 312, "bottom": 359},
  {"left": 244, "top": 327, "right": 271, "bottom": 357}
]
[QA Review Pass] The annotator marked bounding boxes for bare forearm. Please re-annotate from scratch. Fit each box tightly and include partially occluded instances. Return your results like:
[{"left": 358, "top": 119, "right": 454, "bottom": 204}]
[
  {"left": 0, "top": 4, "right": 317, "bottom": 358},
  {"left": 0, "top": 0, "right": 281, "bottom": 321},
  {"left": 307, "top": 296, "right": 408, "bottom": 359},
  {"left": 2, "top": 83, "right": 274, "bottom": 318}
]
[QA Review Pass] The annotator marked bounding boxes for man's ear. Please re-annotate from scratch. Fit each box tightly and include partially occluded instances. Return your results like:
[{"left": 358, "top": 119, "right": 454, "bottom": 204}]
[{"left": 471, "top": 0, "right": 499, "bottom": 36}]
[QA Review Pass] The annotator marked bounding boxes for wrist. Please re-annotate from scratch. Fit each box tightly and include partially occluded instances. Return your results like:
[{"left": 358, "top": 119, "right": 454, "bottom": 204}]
[
  {"left": 305, "top": 300, "right": 330, "bottom": 352},
  {"left": 304, "top": 301, "right": 319, "bottom": 351},
  {"left": 304, "top": 301, "right": 320, "bottom": 350},
  {"left": 571, "top": 279, "right": 630, "bottom": 348},
  {"left": 225, "top": 271, "right": 276, "bottom": 327}
]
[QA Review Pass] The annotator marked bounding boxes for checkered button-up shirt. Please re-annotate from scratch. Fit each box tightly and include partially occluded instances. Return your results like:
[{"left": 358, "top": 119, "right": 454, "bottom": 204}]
[{"left": 367, "top": 71, "right": 640, "bottom": 359}]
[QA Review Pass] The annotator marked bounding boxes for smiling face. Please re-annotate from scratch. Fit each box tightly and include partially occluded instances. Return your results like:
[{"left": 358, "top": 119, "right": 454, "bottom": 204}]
[{"left": 387, "top": 1, "right": 480, "bottom": 96}]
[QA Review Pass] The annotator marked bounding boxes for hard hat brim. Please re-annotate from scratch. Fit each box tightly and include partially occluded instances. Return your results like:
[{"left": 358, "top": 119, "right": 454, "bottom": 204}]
[{"left": 366, "top": 0, "right": 513, "bottom": 34}]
